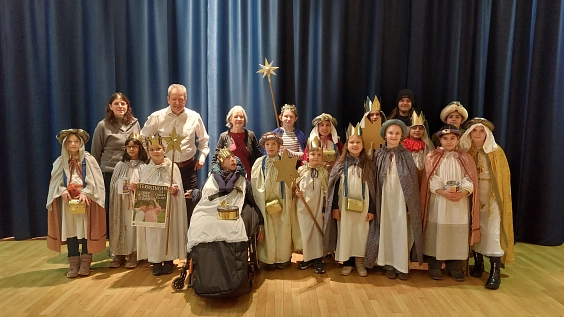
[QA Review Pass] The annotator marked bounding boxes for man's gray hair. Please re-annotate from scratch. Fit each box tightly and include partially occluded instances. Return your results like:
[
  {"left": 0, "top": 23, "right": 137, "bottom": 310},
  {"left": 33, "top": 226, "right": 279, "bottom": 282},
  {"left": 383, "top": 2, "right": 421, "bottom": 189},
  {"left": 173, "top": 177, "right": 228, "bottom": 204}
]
[{"left": 168, "top": 84, "right": 187, "bottom": 98}]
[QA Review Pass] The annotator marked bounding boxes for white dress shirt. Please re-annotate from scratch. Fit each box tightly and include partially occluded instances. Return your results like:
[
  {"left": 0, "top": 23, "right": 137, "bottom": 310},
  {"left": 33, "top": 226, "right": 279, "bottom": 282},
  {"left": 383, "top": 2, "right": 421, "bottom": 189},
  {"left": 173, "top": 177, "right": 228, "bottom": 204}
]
[{"left": 141, "top": 106, "right": 210, "bottom": 164}]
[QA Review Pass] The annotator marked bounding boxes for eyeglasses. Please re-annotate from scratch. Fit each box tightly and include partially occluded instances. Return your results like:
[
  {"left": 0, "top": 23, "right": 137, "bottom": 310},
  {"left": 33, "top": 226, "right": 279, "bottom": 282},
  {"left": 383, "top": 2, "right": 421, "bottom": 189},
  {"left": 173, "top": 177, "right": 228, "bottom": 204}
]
[
  {"left": 66, "top": 141, "right": 81, "bottom": 145},
  {"left": 126, "top": 145, "right": 139, "bottom": 150}
]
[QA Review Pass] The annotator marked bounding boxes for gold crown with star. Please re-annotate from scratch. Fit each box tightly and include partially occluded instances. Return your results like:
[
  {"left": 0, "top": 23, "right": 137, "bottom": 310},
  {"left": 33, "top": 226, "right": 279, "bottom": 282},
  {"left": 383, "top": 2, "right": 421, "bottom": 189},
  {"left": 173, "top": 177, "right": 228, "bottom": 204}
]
[
  {"left": 216, "top": 148, "right": 234, "bottom": 163},
  {"left": 346, "top": 123, "right": 362, "bottom": 139}
]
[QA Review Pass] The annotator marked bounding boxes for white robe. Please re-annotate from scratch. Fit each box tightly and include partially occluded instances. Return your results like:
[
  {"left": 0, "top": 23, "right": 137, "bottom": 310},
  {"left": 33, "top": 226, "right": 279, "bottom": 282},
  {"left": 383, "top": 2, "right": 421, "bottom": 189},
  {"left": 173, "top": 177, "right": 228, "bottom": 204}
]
[
  {"left": 251, "top": 155, "right": 293, "bottom": 264},
  {"left": 186, "top": 175, "right": 248, "bottom": 252},
  {"left": 335, "top": 166, "right": 370, "bottom": 262},
  {"left": 110, "top": 161, "right": 142, "bottom": 255},
  {"left": 296, "top": 165, "right": 328, "bottom": 262},
  {"left": 136, "top": 158, "right": 187, "bottom": 263},
  {"left": 61, "top": 171, "right": 88, "bottom": 240},
  {"left": 472, "top": 152, "right": 504, "bottom": 257},
  {"left": 376, "top": 155, "right": 414, "bottom": 273},
  {"left": 424, "top": 151, "right": 474, "bottom": 260}
]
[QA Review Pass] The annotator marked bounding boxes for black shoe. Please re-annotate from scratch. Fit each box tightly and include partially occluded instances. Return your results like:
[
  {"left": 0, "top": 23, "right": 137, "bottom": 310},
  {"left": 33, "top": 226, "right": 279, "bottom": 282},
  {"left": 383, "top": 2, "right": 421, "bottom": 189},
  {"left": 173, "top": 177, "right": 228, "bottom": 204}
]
[
  {"left": 162, "top": 261, "right": 174, "bottom": 274},
  {"left": 448, "top": 269, "right": 465, "bottom": 282},
  {"left": 428, "top": 268, "right": 443, "bottom": 280},
  {"left": 313, "top": 261, "right": 325, "bottom": 274},
  {"left": 385, "top": 270, "right": 397, "bottom": 279},
  {"left": 152, "top": 263, "right": 163, "bottom": 276},
  {"left": 470, "top": 252, "right": 484, "bottom": 278},
  {"left": 485, "top": 257, "right": 501, "bottom": 290},
  {"left": 264, "top": 263, "right": 276, "bottom": 270},
  {"left": 397, "top": 272, "right": 409, "bottom": 280},
  {"left": 276, "top": 260, "right": 291, "bottom": 269},
  {"left": 297, "top": 260, "right": 312, "bottom": 270}
]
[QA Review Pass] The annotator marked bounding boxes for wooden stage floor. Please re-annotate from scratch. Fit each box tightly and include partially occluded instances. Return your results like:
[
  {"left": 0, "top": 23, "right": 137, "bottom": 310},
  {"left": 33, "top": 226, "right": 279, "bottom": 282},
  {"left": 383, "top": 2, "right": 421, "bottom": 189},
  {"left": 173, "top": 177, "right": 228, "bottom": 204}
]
[{"left": 0, "top": 240, "right": 563, "bottom": 316}]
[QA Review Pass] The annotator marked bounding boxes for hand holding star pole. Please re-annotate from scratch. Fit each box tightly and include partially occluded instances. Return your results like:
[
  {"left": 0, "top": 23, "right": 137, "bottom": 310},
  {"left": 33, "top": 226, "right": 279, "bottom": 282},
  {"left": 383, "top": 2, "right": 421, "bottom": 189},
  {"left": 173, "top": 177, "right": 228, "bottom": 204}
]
[
  {"left": 257, "top": 58, "right": 280, "bottom": 129},
  {"left": 162, "top": 127, "right": 187, "bottom": 255}
]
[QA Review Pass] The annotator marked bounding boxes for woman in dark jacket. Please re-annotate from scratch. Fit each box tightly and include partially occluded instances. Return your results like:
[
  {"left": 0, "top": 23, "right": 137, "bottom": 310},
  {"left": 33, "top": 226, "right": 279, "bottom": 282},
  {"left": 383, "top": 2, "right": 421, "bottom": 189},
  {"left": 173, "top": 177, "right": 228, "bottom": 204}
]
[{"left": 212, "top": 105, "right": 262, "bottom": 179}]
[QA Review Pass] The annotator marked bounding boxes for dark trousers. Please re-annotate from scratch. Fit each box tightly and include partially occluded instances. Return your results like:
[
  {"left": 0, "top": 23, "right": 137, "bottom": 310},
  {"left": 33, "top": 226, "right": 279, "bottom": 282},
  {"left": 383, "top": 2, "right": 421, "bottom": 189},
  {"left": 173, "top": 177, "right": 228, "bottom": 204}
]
[
  {"left": 103, "top": 171, "right": 113, "bottom": 238},
  {"left": 67, "top": 237, "right": 88, "bottom": 256},
  {"left": 178, "top": 160, "right": 198, "bottom": 228}
]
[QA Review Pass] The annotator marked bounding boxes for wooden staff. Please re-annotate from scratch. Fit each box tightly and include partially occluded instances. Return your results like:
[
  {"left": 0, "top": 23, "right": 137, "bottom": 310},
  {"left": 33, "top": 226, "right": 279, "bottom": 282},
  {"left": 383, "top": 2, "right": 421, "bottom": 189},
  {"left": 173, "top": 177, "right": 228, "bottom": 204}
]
[
  {"left": 292, "top": 178, "right": 324, "bottom": 238},
  {"left": 268, "top": 76, "right": 280, "bottom": 130},
  {"left": 165, "top": 150, "right": 175, "bottom": 255}
]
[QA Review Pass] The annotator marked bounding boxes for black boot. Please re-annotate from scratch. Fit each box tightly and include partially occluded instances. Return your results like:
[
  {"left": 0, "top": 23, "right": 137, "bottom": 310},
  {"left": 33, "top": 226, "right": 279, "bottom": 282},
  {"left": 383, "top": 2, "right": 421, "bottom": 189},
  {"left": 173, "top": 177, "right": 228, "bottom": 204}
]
[
  {"left": 470, "top": 251, "right": 484, "bottom": 278},
  {"left": 485, "top": 257, "right": 501, "bottom": 290}
]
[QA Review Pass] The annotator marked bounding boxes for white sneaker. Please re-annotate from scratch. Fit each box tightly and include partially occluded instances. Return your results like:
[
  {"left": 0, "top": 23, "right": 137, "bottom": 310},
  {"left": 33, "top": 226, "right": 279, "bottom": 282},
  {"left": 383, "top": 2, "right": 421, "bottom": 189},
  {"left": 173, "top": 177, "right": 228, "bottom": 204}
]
[{"left": 341, "top": 265, "right": 353, "bottom": 276}]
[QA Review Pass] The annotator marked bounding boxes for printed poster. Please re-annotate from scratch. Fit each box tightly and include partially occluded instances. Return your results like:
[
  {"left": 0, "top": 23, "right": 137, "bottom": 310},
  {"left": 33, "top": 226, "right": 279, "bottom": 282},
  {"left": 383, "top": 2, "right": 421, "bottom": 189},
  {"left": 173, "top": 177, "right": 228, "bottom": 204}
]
[{"left": 132, "top": 183, "right": 169, "bottom": 228}]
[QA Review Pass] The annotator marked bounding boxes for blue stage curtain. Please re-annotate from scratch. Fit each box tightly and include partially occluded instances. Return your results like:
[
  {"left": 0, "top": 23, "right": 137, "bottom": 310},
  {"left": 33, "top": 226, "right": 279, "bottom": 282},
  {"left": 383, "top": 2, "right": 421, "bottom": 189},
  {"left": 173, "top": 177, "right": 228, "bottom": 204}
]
[{"left": 1, "top": 0, "right": 563, "bottom": 246}]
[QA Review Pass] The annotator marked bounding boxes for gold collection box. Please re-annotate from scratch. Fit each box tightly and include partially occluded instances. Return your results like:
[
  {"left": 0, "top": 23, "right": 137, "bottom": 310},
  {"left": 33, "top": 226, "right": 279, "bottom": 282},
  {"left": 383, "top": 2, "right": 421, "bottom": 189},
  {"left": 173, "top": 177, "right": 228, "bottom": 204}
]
[{"left": 68, "top": 199, "right": 86, "bottom": 214}]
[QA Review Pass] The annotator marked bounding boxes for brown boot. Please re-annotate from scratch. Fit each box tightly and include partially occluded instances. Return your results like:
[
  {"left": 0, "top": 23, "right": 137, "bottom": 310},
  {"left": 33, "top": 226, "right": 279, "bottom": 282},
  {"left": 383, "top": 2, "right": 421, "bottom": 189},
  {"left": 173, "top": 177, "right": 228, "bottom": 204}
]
[
  {"left": 78, "top": 254, "right": 92, "bottom": 276},
  {"left": 109, "top": 255, "right": 126, "bottom": 268},
  {"left": 124, "top": 252, "right": 138, "bottom": 269},
  {"left": 67, "top": 256, "right": 80, "bottom": 278}
]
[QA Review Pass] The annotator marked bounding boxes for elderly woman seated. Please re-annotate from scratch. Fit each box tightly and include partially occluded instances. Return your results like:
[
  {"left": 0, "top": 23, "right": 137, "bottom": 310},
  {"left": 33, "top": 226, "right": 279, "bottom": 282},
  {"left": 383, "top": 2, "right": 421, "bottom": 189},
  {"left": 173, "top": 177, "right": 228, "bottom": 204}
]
[{"left": 186, "top": 148, "right": 264, "bottom": 253}]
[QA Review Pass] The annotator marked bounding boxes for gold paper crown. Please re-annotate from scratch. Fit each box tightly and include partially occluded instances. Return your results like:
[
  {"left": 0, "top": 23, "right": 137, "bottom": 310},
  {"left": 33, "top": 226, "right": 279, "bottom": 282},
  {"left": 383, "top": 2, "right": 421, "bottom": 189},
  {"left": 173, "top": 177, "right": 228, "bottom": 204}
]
[
  {"left": 146, "top": 133, "right": 163, "bottom": 146},
  {"left": 128, "top": 132, "right": 144, "bottom": 141},
  {"left": 217, "top": 148, "right": 234, "bottom": 163},
  {"left": 307, "top": 136, "right": 323, "bottom": 152},
  {"left": 410, "top": 111, "right": 426, "bottom": 127},
  {"left": 364, "top": 96, "right": 381, "bottom": 113},
  {"left": 346, "top": 123, "right": 362, "bottom": 139}
]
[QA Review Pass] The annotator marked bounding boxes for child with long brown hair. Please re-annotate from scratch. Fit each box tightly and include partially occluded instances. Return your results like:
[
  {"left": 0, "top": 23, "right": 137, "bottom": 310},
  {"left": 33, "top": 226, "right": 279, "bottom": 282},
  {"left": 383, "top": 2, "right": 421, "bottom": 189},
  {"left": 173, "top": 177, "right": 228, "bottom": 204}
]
[{"left": 324, "top": 124, "right": 375, "bottom": 277}]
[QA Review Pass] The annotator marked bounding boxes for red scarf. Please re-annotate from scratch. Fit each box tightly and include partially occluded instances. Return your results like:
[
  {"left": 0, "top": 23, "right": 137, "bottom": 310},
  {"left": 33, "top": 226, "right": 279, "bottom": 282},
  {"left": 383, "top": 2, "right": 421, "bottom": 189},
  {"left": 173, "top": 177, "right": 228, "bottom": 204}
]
[{"left": 403, "top": 137, "right": 425, "bottom": 152}]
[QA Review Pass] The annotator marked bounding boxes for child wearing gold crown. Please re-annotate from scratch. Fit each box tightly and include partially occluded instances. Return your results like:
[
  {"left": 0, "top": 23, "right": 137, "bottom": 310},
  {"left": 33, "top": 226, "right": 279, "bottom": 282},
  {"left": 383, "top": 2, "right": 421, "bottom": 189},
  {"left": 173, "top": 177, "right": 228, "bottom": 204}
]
[
  {"left": 251, "top": 132, "right": 295, "bottom": 269},
  {"left": 403, "top": 111, "right": 435, "bottom": 183},
  {"left": 46, "top": 129, "right": 107, "bottom": 278},
  {"left": 421, "top": 125, "right": 479, "bottom": 282},
  {"left": 304, "top": 113, "right": 343, "bottom": 171},
  {"left": 130, "top": 133, "right": 188, "bottom": 276},
  {"left": 186, "top": 148, "right": 264, "bottom": 253},
  {"left": 324, "top": 124, "right": 375, "bottom": 277},
  {"left": 108, "top": 133, "right": 148, "bottom": 269},
  {"left": 294, "top": 137, "right": 329, "bottom": 274},
  {"left": 366, "top": 120, "right": 424, "bottom": 280}
]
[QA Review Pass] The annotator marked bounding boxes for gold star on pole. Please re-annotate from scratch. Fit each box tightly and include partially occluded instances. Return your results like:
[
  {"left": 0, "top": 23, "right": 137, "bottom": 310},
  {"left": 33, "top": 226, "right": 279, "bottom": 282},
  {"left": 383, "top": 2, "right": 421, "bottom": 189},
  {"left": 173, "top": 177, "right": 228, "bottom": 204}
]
[
  {"left": 162, "top": 127, "right": 186, "bottom": 155},
  {"left": 256, "top": 58, "right": 279, "bottom": 80},
  {"left": 273, "top": 150, "right": 299, "bottom": 189}
]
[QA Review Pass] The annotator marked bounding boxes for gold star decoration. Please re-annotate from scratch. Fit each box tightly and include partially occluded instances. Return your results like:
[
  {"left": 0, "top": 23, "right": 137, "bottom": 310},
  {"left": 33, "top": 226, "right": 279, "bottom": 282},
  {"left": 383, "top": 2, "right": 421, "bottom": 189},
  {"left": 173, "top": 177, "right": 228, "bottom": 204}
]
[
  {"left": 162, "top": 127, "right": 186, "bottom": 155},
  {"left": 273, "top": 150, "right": 300, "bottom": 189},
  {"left": 256, "top": 58, "right": 279, "bottom": 80},
  {"left": 361, "top": 117, "right": 385, "bottom": 151}
]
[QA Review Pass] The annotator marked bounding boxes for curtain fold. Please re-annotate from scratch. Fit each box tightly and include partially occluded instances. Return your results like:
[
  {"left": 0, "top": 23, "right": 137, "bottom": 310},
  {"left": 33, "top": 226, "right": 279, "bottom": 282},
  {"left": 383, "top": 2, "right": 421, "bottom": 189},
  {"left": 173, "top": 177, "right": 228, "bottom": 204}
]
[{"left": 1, "top": 0, "right": 563, "bottom": 245}]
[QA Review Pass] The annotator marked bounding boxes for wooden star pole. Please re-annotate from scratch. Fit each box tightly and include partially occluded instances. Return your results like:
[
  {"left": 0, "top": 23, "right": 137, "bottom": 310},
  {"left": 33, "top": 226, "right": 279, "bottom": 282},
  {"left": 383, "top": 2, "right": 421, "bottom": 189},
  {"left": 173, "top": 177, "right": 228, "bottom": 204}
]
[
  {"left": 293, "top": 178, "right": 324, "bottom": 238},
  {"left": 162, "top": 127, "right": 187, "bottom": 255},
  {"left": 257, "top": 58, "right": 280, "bottom": 129}
]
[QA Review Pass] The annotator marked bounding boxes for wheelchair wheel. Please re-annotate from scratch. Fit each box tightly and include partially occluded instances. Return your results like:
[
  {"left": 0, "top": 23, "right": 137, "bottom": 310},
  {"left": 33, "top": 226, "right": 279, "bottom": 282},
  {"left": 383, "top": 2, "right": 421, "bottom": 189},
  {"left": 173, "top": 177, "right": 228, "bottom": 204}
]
[{"left": 171, "top": 276, "right": 185, "bottom": 291}]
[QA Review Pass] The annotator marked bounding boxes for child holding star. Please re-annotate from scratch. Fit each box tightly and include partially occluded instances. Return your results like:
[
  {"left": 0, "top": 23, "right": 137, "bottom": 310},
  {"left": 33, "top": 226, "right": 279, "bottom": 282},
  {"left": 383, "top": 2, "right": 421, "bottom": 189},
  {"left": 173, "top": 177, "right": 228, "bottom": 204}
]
[{"left": 251, "top": 132, "right": 295, "bottom": 269}]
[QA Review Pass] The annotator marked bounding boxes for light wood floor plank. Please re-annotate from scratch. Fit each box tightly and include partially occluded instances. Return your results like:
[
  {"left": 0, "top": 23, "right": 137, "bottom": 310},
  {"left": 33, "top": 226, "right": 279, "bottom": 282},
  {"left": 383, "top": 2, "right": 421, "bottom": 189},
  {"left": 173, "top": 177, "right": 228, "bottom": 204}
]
[{"left": 1, "top": 240, "right": 564, "bottom": 316}]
